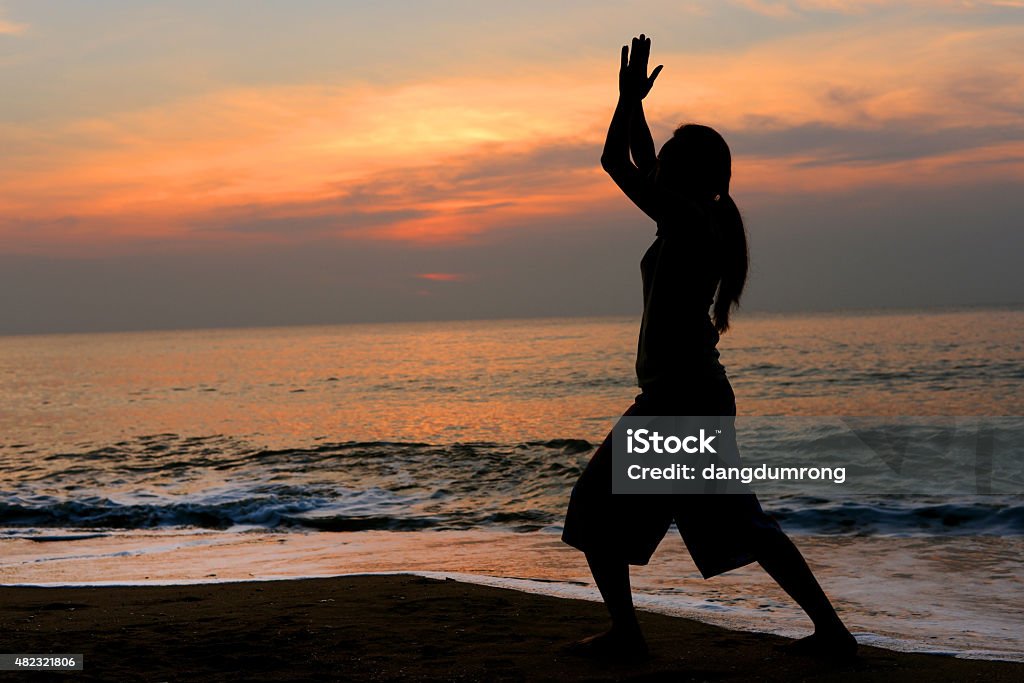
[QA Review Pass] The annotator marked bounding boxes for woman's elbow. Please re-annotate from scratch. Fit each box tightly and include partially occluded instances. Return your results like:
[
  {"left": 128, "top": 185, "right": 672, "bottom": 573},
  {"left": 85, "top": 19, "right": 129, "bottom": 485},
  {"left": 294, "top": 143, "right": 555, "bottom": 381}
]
[{"left": 600, "top": 155, "right": 623, "bottom": 174}]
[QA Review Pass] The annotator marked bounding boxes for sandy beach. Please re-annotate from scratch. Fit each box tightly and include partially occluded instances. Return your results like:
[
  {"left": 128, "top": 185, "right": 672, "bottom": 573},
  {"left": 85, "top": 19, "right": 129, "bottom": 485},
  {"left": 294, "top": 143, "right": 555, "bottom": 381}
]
[{"left": 1, "top": 574, "right": 1021, "bottom": 682}]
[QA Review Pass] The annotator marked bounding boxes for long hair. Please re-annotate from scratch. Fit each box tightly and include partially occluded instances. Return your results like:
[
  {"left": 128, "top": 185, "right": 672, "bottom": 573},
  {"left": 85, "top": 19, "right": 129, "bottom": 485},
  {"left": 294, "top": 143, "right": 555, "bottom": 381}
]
[{"left": 657, "top": 124, "right": 748, "bottom": 333}]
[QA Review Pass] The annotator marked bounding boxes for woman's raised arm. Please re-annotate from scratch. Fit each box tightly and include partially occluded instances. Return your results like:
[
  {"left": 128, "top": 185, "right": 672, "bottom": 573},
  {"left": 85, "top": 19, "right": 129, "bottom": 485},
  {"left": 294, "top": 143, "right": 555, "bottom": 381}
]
[{"left": 600, "top": 35, "right": 663, "bottom": 222}]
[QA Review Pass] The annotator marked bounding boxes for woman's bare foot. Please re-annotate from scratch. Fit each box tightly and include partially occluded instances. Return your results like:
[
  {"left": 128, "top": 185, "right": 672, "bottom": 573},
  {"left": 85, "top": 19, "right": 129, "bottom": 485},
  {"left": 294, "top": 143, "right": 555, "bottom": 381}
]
[
  {"left": 781, "top": 628, "right": 858, "bottom": 662},
  {"left": 564, "top": 624, "right": 649, "bottom": 662}
]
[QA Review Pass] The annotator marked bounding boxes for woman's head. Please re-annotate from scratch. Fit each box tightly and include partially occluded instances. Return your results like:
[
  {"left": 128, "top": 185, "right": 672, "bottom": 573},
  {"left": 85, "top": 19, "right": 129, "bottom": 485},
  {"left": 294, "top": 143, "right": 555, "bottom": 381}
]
[
  {"left": 655, "top": 124, "right": 731, "bottom": 201},
  {"left": 657, "top": 123, "right": 747, "bottom": 334}
]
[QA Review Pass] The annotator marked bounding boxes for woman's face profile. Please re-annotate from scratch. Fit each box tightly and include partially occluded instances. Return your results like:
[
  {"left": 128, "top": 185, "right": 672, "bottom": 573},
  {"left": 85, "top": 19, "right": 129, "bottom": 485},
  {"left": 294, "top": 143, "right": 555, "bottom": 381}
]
[{"left": 653, "top": 147, "right": 697, "bottom": 199}]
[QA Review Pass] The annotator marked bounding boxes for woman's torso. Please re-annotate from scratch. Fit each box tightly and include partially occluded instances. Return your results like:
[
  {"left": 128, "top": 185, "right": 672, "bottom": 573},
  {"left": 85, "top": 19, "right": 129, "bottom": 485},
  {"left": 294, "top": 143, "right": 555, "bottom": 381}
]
[{"left": 635, "top": 202, "right": 725, "bottom": 390}]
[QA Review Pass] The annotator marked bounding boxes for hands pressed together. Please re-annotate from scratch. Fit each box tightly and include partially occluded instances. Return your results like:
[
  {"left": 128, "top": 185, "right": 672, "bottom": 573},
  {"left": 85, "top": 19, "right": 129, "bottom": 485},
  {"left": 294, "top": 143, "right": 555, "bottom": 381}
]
[
  {"left": 601, "top": 32, "right": 663, "bottom": 216},
  {"left": 619, "top": 34, "right": 663, "bottom": 101}
]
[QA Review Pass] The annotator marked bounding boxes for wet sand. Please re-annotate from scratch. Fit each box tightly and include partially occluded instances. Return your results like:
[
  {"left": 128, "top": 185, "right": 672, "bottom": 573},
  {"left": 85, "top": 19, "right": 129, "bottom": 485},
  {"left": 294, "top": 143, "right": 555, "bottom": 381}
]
[{"left": 1, "top": 574, "right": 1021, "bottom": 682}]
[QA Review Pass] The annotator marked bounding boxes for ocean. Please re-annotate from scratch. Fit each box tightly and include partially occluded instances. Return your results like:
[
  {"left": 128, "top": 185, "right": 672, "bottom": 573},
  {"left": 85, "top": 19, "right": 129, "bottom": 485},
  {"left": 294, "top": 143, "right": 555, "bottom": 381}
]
[{"left": 1, "top": 308, "right": 1022, "bottom": 659}]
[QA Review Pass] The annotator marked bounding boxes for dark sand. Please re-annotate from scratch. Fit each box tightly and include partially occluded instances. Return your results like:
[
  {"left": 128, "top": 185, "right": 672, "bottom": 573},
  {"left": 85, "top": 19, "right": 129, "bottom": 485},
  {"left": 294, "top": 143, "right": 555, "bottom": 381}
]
[{"left": 1, "top": 574, "right": 1021, "bottom": 682}]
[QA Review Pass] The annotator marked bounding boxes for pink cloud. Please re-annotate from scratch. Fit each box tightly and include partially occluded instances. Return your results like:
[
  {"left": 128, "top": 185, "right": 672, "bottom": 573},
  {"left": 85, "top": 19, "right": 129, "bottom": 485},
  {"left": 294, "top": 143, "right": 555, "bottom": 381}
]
[{"left": 417, "top": 273, "right": 467, "bottom": 282}]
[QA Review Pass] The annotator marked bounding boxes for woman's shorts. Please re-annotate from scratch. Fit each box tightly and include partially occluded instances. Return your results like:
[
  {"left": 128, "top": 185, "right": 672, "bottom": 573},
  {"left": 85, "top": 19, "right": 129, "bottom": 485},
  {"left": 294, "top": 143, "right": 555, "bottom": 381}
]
[{"left": 561, "top": 376, "right": 783, "bottom": 579}]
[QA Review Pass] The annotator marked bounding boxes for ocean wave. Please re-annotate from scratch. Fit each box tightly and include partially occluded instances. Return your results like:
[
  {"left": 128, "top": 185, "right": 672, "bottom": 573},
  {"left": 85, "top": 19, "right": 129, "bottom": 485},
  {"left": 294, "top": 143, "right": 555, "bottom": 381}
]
[
  {"left": 770, "top": 499, "right": 1024, "bottom": 535},
  {"left": 3, "top": 436, "right": 1023, "bottom": 536},
  {"left": 3, "top": 493, "right": 1022, "bottom": 536}
]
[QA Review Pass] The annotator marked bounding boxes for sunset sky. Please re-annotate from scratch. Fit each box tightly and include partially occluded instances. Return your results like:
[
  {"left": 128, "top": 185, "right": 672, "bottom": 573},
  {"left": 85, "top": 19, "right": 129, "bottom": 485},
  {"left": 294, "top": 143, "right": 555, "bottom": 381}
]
[{"left": 1, "top": 1, "right": 1023, "bottom": 333}]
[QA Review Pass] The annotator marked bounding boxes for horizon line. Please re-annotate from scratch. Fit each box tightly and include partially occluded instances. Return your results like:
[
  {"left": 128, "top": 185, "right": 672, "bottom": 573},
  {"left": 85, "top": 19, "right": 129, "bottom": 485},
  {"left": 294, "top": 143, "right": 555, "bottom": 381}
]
[{"left": 1, "top": 301, "right": 1022, "bottom": 340}]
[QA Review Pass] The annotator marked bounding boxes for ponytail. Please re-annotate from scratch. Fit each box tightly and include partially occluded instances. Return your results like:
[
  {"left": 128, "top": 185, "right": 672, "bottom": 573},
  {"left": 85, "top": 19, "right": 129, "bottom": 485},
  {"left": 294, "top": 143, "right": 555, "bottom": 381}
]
[
  {"left": 711, "top": 194, "right": 748, "bottom": 334},
  {"left": 660, "top": 123, "right": 748, "bottom": 332}
]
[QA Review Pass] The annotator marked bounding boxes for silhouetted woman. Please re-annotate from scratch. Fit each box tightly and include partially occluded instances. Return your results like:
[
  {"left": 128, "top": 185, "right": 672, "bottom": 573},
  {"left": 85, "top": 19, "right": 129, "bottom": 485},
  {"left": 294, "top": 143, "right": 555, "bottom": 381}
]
[{"left": 562, "top": 35, "right": 856, "bottom": 661}]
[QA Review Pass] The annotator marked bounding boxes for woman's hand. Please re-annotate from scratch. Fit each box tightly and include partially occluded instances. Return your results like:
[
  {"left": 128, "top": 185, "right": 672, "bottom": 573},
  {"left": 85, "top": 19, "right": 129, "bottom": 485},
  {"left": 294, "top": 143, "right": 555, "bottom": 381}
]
[{"left": 619, "top": 34, "right": 663, "bottom": 101}]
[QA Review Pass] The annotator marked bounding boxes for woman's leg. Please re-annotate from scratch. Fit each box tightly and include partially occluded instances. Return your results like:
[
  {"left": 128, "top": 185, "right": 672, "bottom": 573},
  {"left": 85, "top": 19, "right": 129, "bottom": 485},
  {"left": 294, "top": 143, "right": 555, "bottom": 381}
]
[
  {"left": 568, "top": 551, "right": 647, "bottom": 657},
  {"left": 563, "top": 397, "right": 658, "bottom": 657},
  {"left": 585, "top": 551, "right": 640, "bottom": 634},
  {"left": 754, "top": 528, "right": 846, "bottom": 632},
  {"left": 752, "top": 527, "right": 857, "bottom": 655}
]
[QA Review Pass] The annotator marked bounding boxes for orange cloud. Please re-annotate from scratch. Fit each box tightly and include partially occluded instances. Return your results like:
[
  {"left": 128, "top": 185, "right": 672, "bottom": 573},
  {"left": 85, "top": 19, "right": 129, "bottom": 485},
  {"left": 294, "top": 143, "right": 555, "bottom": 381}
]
[
  {"left": 0, "top": 10, "right": 25, "bottom": 35},
  {"left": 2, "top": 20, "right": 1024, "bottom": 255}
]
